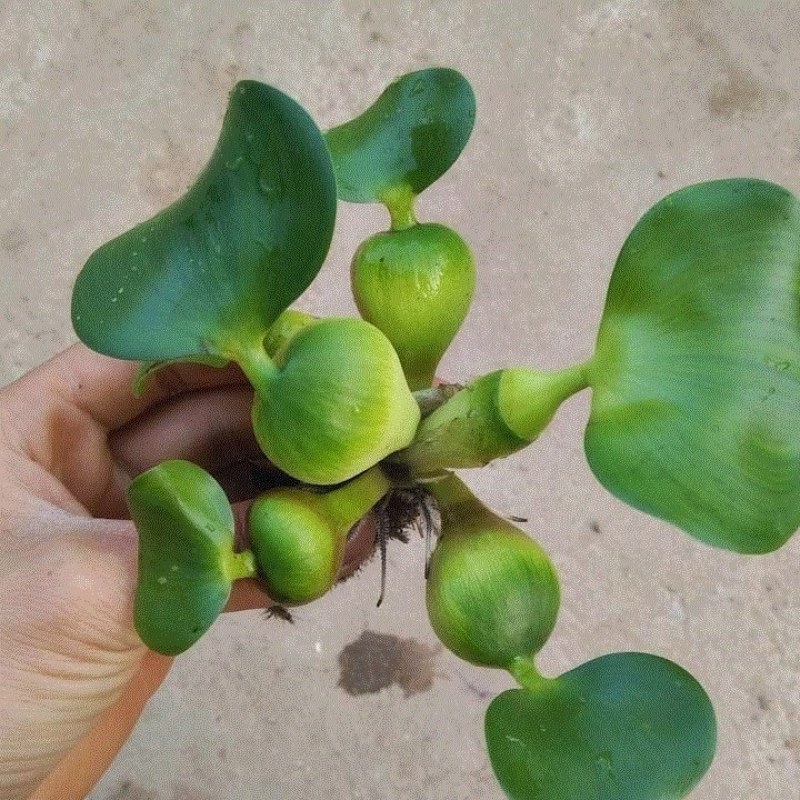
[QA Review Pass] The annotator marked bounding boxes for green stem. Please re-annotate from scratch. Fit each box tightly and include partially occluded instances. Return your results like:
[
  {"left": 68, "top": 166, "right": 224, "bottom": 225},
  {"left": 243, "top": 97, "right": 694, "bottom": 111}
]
[
  {"left": 390, "top": 362, "right": 591, "bottom": 476},
  {"left": 421, "top": 471, "right": 486, "bottom": 529},
  {"left": 413, "top": 382, "right": 464, "bottom": 417},
  {"left": 508, "top": 656, "right": 553, "bottom": 693},
  {"left": 234, "top": 338, "right": 279, "bottom": 391},
  {"left": 382, "top": 185, "right": 418, "bottom": 231},
  {"left": 224, "top": 548, "right": 257, "bottom": 581},
  {"left": 499, "top": 362, "right": 590, "bottom": 442},
  {"left": 404, "top": 364, "right": 437, "bottom": 393},
  {"left": 263, "top": 309, "right": 316, "bottom": 359},
  {"left": 318, "top": 466, "right": 391, "bottom": 532}
]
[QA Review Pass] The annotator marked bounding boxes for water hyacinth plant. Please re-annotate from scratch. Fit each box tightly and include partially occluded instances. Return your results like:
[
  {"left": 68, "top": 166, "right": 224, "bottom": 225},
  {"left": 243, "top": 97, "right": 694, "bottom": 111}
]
[{"left": 70, "top": 68, "right": 800, "bottom": 799}]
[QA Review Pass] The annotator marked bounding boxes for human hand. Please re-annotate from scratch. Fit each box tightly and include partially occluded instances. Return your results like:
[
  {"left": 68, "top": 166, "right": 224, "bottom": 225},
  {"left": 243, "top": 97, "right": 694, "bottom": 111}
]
[{"left": 0, "top": 344, "right": 375, "bottom": 800}]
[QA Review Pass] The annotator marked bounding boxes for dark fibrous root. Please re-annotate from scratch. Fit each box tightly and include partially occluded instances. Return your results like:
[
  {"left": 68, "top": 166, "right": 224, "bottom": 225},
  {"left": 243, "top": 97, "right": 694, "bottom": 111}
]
[
  {"left": 372, "top": 486, "right": 442, "bottom": 605},
  {"left": 419, "top": 493, "right": 437, "bottom": 579},
  {"left": 375, "top": 494, "right": 392, "bottom": 607}
]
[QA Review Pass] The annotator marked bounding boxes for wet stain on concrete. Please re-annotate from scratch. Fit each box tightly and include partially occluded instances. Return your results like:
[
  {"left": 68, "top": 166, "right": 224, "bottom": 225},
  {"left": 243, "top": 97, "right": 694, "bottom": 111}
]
[
  {"left": 102, "top": 781, "right": 213, "bottom": 800},
  {"left": 672, "top": 1, "right": 789, "bottom": 118},
  {"left": 338, "top": 630, "right": 439, "bottom": 697},
  {"left": 172, "top": 783, "right": 213, "bottom": 800},
  {"left": 103, "top": 781, "right": 158, "bottom": 800},
  {"left": 709, "top": 66, "right": 769, "bottom": 117},
  {"left": 0, "top": 227, "right": 28, "bottom": 255},
  {"left": 785, "top": 737, "right": 800, "bottom": 765}
]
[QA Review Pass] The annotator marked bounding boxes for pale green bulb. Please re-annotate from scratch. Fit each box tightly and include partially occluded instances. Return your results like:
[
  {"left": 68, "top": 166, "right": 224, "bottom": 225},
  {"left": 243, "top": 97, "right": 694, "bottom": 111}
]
[
  {"left": 244, "top": 318, "right": 420, "bottom": 485},
  {"left": 425, "top": 474, "right": 560, "bottom": 668}
]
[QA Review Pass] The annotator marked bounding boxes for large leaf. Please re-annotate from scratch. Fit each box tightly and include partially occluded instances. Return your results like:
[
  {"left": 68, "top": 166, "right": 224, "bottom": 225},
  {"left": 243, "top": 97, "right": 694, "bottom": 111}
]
[
  {"left": 324, "top": 68, "right": 475, "bottom": 203},
  {"left": 128, "top": 460, "right": 253, "bottom": 655},
  {"left": 586, "top": 179, "right": 800, "bottom": 552},
  {"left": 72, "top": 80, "right": 336, "bottom": 361},
  {"left": 485, "top": 652, "right": 716, "bottom": 800}
]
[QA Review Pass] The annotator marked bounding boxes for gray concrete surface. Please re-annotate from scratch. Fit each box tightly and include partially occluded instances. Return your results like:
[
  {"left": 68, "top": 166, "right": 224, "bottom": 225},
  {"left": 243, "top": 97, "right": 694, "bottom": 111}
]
[{"left": 1, "top": 1, "right": 798, "bottom": 798}]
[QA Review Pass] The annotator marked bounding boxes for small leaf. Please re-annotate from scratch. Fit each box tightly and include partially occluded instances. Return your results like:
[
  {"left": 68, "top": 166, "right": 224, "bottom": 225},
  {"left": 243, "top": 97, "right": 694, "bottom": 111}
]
[
  {"left": 72, "top": 80, "right": 336, "bottom": 362},
  {"left": 324, "top": 68, "right": 475, "bottom": 203},
  {"left": 128, "top": 460, "right": 252, "bottom": 655},
  {"left": 587, "top": 179, "right": 800, "bottom": 552},
  {"left": 485, "top": 652, "right": 716, "bottom": 800}
]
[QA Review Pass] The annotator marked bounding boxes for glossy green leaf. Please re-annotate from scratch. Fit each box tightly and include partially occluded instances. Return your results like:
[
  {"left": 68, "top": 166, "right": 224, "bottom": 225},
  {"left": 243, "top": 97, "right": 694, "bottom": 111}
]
[
  {"left": 128, "top": 460, "right": 255, "bottom": 655},
  {"left": 72, "top": 80, "right": 336, "bottom": 362},
  {"left": 324, "top": 68, "right": 475, "bottom": 204},
  {"left": 587, "top": 179, "right": 800, "bottom": 552},
  {"left": 486, "top": 652, "right": 716, "bottom": 800}
]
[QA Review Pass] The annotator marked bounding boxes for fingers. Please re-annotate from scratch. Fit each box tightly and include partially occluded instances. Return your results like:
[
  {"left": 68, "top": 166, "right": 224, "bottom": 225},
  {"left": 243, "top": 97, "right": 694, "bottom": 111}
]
[
  {"left": 109, "top": 385, "right": 260, "bottom": 477},
  {"left": 89, "top": 386, "right": 263, "bottom": 519},
  {"left": 340, "top": 513, "right": 378, "bottom": 579},
  {"left": 226, "top": 578, "right": 272, "bottom": 612},
  {"left": 7, "top": 342, "right": 248, "bottom": 434}
]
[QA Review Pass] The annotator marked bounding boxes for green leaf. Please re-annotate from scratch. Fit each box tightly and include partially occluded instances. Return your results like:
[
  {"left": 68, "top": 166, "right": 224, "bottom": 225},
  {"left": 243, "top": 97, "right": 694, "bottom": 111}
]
[
  {"left": 128, "top": 460, "right": 254, "bottom": 655},
  {"left": 72, "top": 80, "right": 336, "bottom": 362},
  {"left": 485, "top": 652, "right": 716, "bottom": 800},
  {"left": 587, "top": 179, "right": 800, "bottom": 552},
  {"left": 324, "top": 68, "right": 475, "bottom": 204}
]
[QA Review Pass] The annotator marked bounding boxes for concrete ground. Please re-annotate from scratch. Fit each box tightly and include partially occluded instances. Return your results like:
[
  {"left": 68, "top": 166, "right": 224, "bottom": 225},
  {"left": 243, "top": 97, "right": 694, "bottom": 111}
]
[{"left": 1, "top": 2, "right": 798, "bottom": 798}]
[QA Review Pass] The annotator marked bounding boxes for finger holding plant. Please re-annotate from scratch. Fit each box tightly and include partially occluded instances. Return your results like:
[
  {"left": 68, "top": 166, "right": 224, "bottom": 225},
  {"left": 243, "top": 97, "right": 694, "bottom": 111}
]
[{"left": 70, "top": 68, "right": 800, "bottom": 799}]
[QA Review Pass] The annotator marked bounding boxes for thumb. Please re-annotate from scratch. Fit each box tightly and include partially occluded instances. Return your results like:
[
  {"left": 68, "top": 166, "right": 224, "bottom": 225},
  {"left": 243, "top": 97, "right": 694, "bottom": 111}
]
[
  {"left": 0, "top": 516, "right": 149, "bottom": 800},
  {"left": 27, "top": 650, "right": 173, "bottom": 800}
]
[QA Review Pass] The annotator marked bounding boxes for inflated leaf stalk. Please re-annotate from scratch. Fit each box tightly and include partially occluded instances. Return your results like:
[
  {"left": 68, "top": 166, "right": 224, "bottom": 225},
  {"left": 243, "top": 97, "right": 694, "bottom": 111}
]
[
  {"left": 262, "top": 307, "right": 317, "bottom": 360},
  {"left": 586, "top": 178, "right": 800, "bottom": 553},
  {"left": 242, "top": 317, "right": 420, "bottom": 485},
  {"left": 485, "top": 653, "right": 716, "bottom": 800},
  {"left": 249, "top": 466, "right": 391, "bottom": 604},
  {"left": 127, "top": 460, "right": 256, "bottom": 655},
  {"left": 394, "top": 365, "right": 588, "bottom": 475},
  {"left": 424, "top": 473, "right": 560, "bottom": 668},
  {"left": 351, "top": 222, "right": 475, "bottom": 390},
  {"left": 327, "top": 68, "right": 477, "bottom": 389}
]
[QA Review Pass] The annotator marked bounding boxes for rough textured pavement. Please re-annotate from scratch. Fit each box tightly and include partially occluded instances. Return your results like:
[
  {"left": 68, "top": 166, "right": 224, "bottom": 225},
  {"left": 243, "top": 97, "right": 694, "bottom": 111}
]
[{"left": 0, "top": 2, "right": 798, "bottom": 798}]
